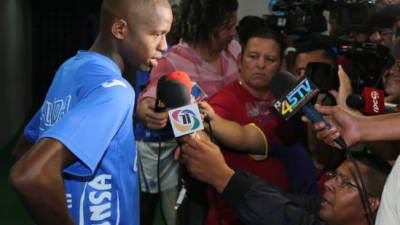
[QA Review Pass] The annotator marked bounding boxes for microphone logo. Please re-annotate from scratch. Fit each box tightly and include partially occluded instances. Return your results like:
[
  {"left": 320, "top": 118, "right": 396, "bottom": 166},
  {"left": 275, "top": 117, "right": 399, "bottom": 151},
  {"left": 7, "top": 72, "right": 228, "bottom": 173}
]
[
  {"left": 171, "top": 109, "right": 201, "bottom": 132},
  {"left": 168, "top": 104, "right": 204, "bottom": 137},
  {"left": 273, "top": 77, "right": 319, "bottom": 120},
  {"left": 371, "top": 90, "right": 380, "bottom": 113}
]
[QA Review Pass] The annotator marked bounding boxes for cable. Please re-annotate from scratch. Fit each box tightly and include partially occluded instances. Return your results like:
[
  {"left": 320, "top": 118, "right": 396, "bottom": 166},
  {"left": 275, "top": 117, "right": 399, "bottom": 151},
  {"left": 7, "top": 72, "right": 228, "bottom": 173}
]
[
  {"left": 334, "top": 138, "right": 374, "bottom": 225},
  {"left": 205, "top": 119, "right": 223, "bottom": 225},
  {"left": 157, "top": 135, "right": 169, "bottom": 225}
]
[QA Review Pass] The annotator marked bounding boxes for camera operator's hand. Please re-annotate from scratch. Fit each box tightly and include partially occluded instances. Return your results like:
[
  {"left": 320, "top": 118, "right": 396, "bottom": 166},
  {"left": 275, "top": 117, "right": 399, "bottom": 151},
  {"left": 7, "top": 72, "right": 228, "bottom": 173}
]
[
  {"left": 179, "top": 134, "right": 235, "bottom": 193},
  {"left": 137, "top": 97, "right": 169, "bottom": 130},
  {"left": 302, "top": 104, "right": 363, "bottom": 149},
  {"left": 328, "top": 66, "right": 356, "bottom": 111}
]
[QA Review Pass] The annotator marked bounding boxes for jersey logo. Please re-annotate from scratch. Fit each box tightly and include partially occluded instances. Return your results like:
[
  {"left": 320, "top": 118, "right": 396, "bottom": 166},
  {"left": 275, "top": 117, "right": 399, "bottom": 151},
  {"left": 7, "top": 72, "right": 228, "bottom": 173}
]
[{"left": 102, "top": 79, "right": 127, "bottom": 88}]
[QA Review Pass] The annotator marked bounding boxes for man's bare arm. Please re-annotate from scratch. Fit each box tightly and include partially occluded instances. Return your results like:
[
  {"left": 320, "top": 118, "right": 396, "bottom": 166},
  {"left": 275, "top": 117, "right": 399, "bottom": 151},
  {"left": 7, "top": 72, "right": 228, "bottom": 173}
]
[
  {"left": 12, "top": 134, "right": 34, "bottom": 161},
  {"left": 9, "top": 138, "right": 77, "bottom": 225}
]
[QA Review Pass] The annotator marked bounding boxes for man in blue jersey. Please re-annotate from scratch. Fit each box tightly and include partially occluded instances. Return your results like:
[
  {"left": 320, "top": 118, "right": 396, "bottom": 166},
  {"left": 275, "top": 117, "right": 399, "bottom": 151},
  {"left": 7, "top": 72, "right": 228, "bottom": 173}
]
[{"left": 8, "top": 0, "right": 173, "bottom": 224}]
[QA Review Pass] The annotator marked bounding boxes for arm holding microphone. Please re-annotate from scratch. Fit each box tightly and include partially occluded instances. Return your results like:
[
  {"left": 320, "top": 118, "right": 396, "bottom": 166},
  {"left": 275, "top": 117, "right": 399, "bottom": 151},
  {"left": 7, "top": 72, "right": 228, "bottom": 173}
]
[
  {"left": 199, "top": 101, "right": 267, "bottom": 155},
  {"left": 179, "top": 135, "right": 325, "bottom": 225},
  {"left": 305, "top": 105, "right": 400, "bottom": 148}
]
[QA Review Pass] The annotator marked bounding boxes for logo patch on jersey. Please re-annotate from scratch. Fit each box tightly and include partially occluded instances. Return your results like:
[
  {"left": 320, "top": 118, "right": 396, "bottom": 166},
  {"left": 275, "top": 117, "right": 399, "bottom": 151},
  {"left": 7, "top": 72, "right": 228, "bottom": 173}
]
[
  {"left": 102, "top": 79, "right": 127, "bottom": 88},
  {"left": 41, "top": 95, "right": 72, "bottom": 128}
]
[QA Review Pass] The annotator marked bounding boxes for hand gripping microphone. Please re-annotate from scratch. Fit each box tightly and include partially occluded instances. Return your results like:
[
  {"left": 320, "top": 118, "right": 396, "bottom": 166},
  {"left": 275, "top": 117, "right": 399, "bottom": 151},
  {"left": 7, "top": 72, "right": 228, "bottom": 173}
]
[
  {"left": 154, "top": 71, "right": 192, "bottom": 112},
  {"left": 270, "top": 71, "right": 346, "bottom": 148},
  {"left": 346, "top": 87, "right": 385, "bottom": 115}
]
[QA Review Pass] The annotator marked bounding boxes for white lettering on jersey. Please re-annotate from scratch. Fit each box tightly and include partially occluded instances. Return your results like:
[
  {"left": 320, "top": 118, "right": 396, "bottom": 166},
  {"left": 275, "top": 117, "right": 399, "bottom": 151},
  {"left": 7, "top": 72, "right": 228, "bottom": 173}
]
[
  {"left": 102, "top": 79, "right": 127, "bottom": 88},
  {"left": 66, "top": 193, "right": 72, "bottom": 208},
  {"left": 41, "top": 95, "right": 72, "bottom": 127},
  {"left": 79, "top": 174, "right": 119, "bottom": 225},
  {"left": 74, "top": 177, "right": 120, "bottom": 225}
]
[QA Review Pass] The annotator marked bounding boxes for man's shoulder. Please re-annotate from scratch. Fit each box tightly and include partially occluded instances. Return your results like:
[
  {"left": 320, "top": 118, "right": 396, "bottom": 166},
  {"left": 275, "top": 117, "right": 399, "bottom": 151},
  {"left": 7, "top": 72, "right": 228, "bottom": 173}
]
[{"left": 60, "top": 51, "right": 121, "bottom": 77}]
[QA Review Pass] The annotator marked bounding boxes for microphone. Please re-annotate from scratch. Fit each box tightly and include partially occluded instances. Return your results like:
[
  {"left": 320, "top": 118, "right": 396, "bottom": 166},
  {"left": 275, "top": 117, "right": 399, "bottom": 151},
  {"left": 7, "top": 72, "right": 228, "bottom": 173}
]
[
  {"left": 153, "top": 72, "right": 207, "bottom": 214},
  {"left": 154, "top": 71, "right": 204, "bottom": 138},
  {"left": 346, "top": 87, "right": 385, "bottom": 115},
  {"left": 270, "top": 71, "right": 346, "bottom": 148},
  {"left": 154, "top": 71, "right": 192, "bottom": 112}
]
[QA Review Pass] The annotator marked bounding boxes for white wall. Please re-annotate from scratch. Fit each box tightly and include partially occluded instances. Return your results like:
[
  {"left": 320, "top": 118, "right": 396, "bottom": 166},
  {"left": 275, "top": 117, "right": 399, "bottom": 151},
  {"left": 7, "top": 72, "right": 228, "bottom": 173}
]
[{"left": 237, "top": 0, "right": 272, "bottom": 21}]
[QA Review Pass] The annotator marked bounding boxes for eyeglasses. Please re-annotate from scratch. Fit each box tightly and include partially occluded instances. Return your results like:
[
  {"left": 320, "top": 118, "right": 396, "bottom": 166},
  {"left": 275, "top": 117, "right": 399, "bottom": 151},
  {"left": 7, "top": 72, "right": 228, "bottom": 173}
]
[
  {"left": 326, "top": 170, "right": 375, "bottom": 197},
  {"left": 326, "top": 170, "right": 358, "bottom": 189}
]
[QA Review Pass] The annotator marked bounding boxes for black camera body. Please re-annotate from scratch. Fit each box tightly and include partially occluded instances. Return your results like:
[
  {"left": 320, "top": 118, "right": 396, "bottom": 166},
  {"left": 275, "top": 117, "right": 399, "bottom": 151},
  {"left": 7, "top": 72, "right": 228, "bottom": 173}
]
[
  {"left": 305, "top": 62, "right": 339, "bottom": 93},
  {"left": 304, "top": 41, "right": 392, "bottom": 94},
  {"left": 264, "top": 0, "right": 328, "bottom": 39},
  {"left": 337, "top": 41, "right": 392, "bottom": 93}
]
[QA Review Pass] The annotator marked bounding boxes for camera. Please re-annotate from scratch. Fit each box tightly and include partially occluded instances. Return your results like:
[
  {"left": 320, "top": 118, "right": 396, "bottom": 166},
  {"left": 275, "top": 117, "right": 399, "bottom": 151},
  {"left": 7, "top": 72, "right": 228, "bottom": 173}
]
[
  {"left": 337, "top": 41, "right": 392, "bottom": 93},
  {"left": 263, "top": 0, "right": 330, "bottom": 40},
  {"left": 303, "top": 40, "right": 392, "bottom": 94},
  {"left": 305, "top": 62, "right": 339, "bottom": 93}
]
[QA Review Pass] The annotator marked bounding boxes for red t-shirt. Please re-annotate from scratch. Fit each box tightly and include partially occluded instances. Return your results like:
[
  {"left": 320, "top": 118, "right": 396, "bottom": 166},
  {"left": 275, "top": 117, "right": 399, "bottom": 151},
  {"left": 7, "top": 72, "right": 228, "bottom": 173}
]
[{"left": 206, "top": 80, "right": 292, "bottom": 225}]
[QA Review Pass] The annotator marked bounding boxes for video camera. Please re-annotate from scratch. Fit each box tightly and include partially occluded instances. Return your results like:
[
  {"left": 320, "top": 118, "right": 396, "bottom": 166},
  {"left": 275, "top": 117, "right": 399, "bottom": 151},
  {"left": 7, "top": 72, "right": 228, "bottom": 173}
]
[
  {"left": 337, "top": 41, "right": 392, "bottom": 93},
  {"left": 305, "top": 40, "right": 392, "bottom": 95},
  {"left": 263, "top": 0, "right": 330, "bottom": 40}
]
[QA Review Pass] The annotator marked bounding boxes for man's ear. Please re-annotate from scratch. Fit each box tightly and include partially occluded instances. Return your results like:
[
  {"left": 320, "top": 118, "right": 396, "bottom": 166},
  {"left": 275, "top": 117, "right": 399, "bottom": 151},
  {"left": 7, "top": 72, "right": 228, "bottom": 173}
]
[
  {"left": 367, "top": 197, "right": 380, "bottom": 214},
  {"left": 112, "top": 19, "right": 128, "bottom": 40}
]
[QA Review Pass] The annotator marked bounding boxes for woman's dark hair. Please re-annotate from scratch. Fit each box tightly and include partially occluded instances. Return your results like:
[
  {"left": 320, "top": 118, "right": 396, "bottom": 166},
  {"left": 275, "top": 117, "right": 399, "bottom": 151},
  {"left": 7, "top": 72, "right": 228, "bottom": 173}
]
[
  {"left": 175, "top": 0, "right": 238, "bottom": 45},
  {"left": 236, "top": 16, "right": 286, "bottom": 60}
]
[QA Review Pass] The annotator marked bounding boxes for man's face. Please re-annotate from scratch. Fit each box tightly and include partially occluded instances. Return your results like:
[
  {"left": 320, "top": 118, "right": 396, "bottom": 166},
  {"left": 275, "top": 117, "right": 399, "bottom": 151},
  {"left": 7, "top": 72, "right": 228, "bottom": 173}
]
[
  {"left": 294, "top": 50, "right": 334, "bottom": 78},
  {"left": 239, "top": 37, "right": 281, "bottom": 91},
  {"left": 319, "top": 160, "right": 370, "bottom": 225},
  {"left": 369, "top": 27, "right": 396, "bottom": 49},
  {"left": 122, "top": 3, "right": 173, "bottom": 71},
  {"left": 210, "top": 12, "right": 237, "bottom": 52},
  {"left": 348, "top": 31, "right": 369, "bottom": 43},
  {"left": 383, "top": 59, "right": 400, "bottom": 97}
]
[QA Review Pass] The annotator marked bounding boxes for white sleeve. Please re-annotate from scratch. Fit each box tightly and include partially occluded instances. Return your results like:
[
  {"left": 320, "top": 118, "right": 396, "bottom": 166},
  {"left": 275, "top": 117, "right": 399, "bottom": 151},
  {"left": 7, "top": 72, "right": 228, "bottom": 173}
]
[{"left": 376, "top": 156, "right": 400, "bottom": 225}]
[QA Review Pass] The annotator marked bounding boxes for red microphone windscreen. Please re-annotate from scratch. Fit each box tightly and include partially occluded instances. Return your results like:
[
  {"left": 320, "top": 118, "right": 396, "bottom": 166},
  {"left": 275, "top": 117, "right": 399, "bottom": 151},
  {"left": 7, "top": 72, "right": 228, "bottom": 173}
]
[
  {"left": 166, "top": 71, "right": 192, "bottom": 94},
  {"left": 361, "top": 87, "right": 385, "bottom": 115}
]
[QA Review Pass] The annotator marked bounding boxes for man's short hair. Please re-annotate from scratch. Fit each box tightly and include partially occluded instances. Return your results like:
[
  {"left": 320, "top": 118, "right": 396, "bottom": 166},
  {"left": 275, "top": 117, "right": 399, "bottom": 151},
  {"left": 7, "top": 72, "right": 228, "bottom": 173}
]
[
  {"left": 175, "top": 0, "right": 238, "bottom": 44},
  {"left": 368, "top": 6, "right": 397, "bottom": 30},
  {"left": 294, "top": 41, "right": 338, "bottom": 67}
]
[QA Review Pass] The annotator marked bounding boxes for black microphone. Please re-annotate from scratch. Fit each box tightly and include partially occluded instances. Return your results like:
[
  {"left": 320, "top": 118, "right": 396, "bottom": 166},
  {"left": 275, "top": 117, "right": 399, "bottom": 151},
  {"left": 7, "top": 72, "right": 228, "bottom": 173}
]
[
  {"left": 270, "top": 71, "right": 346, "bottom": 148},
  {"left": 154, "top": 72, "right": 192, "bottom": 112}
]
